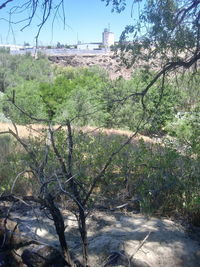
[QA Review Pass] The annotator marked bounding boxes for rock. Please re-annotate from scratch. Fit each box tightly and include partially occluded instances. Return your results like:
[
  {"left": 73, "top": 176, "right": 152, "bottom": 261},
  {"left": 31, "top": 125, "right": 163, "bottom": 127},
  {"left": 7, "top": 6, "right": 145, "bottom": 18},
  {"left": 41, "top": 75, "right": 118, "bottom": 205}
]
[
  {"left": 0, "top": 251, "right": 22, "bottom": 267},
  {"left": 84, "top": 213, "right": 200, "bottom": 267},
  {"left": 6, "top": 205, "right": 200, "bottom": 267},
  {"left": 21, "top": 244, "right": 65, "bottom": 267},
  {"left": 48, "top": 53, "right": 133, "bottom": 80},
  {"left": 0, "top": 218, "right": 23, "bottom": 266},
  {"left": 0, "top": 218, "right": 20, "bottom": 241}
]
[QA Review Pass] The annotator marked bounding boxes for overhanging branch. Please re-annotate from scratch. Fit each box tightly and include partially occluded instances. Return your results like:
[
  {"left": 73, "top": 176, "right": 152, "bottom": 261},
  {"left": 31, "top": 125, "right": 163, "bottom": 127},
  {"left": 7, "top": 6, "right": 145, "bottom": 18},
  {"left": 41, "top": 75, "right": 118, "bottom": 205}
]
[{"left": 0, "top": 0, "right": 13, "bottom": 10}]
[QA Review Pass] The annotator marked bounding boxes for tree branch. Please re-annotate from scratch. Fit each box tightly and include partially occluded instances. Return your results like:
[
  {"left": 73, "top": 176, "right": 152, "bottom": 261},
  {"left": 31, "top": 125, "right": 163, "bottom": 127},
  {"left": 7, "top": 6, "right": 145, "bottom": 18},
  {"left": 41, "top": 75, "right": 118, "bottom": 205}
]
[{"left": 0, "top": 0, "right": 13, "bottom": 10}]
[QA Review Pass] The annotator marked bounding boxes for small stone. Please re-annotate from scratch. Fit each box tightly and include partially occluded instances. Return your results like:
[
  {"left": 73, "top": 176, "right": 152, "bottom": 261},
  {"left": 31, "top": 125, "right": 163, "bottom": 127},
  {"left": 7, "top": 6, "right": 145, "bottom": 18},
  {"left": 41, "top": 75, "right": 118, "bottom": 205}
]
[{"left": 22, "top": 244, "right": 65, "bottom": 267}]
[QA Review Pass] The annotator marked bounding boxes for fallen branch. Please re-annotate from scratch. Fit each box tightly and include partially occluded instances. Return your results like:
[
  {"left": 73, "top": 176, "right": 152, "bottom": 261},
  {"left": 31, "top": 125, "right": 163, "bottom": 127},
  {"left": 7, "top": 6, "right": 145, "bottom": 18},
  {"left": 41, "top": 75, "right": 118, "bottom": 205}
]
[
  {"left": 0, "top": 194, "right": 44, "bottom": 205},
  {"left": 130, "top": 231, "right": 152, "bottom": 261}
]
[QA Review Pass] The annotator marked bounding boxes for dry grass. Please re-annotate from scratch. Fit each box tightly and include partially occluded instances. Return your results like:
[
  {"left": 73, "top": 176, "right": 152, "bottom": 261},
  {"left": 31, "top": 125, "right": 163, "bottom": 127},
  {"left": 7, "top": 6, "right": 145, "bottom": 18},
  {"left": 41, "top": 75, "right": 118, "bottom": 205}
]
[
  {"left": 79, "top": 125, "right": 159, "bottom": 144},
  {"left": 0, "top": 122, "right": 162, "bottom": 196},
  {"left": 0, "top": 122, "right": 47, "bottom": 138},
  {"left": 0, "top": 122, "right": 160, "bottom": 145}
]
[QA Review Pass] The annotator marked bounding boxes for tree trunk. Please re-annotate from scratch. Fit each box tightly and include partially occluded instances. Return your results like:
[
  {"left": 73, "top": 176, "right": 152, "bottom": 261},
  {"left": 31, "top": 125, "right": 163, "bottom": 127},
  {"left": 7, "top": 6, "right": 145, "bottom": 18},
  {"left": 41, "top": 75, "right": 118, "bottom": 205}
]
[{"left": 45, "top": 194, "right": 75, "bottom": 267}]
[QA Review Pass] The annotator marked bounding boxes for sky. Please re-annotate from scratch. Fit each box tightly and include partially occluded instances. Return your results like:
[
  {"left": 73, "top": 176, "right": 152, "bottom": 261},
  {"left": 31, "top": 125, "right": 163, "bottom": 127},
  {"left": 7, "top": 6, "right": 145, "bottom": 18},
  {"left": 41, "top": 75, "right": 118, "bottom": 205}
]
[{"left": 0, "top": 0, "right": 141, "bottom": 46}]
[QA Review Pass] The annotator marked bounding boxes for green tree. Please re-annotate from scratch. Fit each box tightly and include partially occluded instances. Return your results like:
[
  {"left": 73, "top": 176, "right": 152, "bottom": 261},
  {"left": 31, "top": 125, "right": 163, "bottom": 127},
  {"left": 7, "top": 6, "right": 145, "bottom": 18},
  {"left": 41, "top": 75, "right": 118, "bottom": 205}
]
[
  {"left": 0, "top": 52, "right": 52, "bottom": 93},
  {"left": 2, "top": 81, "right": 47, "bottom": 124},
  {"left": 39, "top": 75, "right": 75, "bottom": 120}
]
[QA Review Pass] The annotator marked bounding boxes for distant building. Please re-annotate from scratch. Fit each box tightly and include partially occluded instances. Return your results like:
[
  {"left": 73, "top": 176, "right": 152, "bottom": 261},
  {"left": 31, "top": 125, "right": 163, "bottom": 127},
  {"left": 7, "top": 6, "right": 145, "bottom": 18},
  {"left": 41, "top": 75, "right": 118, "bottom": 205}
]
[
  {"left": 77, "top": 43, "right": 101, "bottom": 50},
  {"left": 77, "top": 29, "right": 115, "bottom": 51},
  {"left": 0, "top": 44, "right": 24, "bottom": 51},
  {"left": 3, "top": 28, "right": 116, "bottom": 55},
  {"left": 102, "top": 28, "right": 114, "bottom": 47}
]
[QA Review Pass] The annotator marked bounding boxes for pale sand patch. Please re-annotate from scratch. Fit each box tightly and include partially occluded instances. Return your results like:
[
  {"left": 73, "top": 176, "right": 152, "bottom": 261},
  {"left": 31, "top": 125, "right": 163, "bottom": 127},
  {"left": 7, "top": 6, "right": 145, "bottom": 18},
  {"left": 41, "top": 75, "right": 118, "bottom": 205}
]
[{"left": 10, "top": 207, "right": 200, "bottom": 267}]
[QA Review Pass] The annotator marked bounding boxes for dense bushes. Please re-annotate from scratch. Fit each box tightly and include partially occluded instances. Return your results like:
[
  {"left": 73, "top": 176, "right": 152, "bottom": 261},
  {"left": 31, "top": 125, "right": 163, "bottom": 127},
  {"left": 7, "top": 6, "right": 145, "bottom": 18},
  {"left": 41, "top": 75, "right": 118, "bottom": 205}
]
[
  {"left": 0, "top": 52, "right": 52, "bottom": 93},
  {"left": 1, "top": 128, "right": 199, "bottom": 225},
  {"left": 0, "top": 51, "right": 199, "bottom": 135},
  {"left": 1, "top": 58, "right": 178, "bottom": 134},
  {"left": 0, "top": 51, "right": 199, "bottom": 225},
  {"left": 53, "top": 130, "right": 200, "bottom": 224}
]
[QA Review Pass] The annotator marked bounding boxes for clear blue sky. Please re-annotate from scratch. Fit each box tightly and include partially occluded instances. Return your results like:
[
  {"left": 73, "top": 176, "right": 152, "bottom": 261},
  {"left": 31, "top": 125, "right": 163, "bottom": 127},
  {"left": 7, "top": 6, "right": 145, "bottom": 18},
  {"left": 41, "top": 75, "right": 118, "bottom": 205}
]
[{"left": 0, "top": 0, "right": 141, "bottom": 46}]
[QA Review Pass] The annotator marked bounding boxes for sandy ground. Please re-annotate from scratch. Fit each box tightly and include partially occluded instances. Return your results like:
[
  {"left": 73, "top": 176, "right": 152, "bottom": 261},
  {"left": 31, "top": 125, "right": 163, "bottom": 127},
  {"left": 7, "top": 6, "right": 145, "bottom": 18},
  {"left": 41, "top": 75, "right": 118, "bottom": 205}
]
[{"left": 7, "top": 205, "right": 200, "bottom": 267}]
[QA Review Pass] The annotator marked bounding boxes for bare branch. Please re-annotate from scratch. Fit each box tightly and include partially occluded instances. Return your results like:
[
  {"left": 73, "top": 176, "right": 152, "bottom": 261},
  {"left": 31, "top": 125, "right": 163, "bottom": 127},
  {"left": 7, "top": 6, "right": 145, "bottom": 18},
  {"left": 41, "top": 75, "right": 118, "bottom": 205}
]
[
  {"left": 66, "top": 120, "right": 73, "bottom": 178},
  {"left": 130, "top": 231, "right": 152, "bottom": 260},
  {"left": 49, "top": 124, "right": 68, "bottom": 176},
  {"left": 0, "top": 0, "right": 13, "bottom": 10},
  {"left": 11, "top": 170, "right": 32, "bottom": 194},
  {"left": 114, "top": 51, "right": 200, "bottom": 105},
  {"left": 56, "top": 174, "right": 85, "bottom": 212}
]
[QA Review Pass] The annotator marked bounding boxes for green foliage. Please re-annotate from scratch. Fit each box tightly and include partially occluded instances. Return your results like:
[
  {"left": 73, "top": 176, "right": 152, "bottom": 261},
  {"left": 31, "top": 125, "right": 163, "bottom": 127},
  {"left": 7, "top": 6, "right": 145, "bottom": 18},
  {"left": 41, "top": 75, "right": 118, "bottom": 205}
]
[
  {"left": 166, "top": 107, "right": 200, "bottom": 157},
  {"left": 0, "top": 52, "right": 52, "bottom": 123},
  {"left": 17, "top": 54, "right": 52, "bottom": 82},
  {"left": 0, "top": 135, "right": 33, "bottom": 194},
  {"left": 175, "top": 70, "right": 200, "bottom": 111},
  {"left": 0, "top": 118, "right": 199, "bottom": 224},
  {"left": 39, "top": 66, "right": 110, "bottom": 123},
  {"left": 0, "top": 51, "right": 52, "bottom": 93},
  {"left": 102, "top": 0, "right": 126, "bottom": 13},
  {"left": 142, "top": 80, "right": 178, "bottom": 134},
  {"left": 2, "top": 64, "right": 181, "bottom": 134},
  {"left": 3, "top": 81, "right": 47, "bottom": 124},
  {"left": 0, "top": 47, "right": 10, "bottom": 54},
  {"left": 48, "top": 128, "right": 200, "bottom": 223},
  {"left": 87, "top": 134, "right": 199, "bottom": 222},
  {"left": 0, "top": 51, "right": 199, "bottom": 225},
  {"left": 39, "top": 75, "right": 75, "bottom": 119},
  {"left": 164, "top": 70, "right": 200, "bottom": 157},
  {"left": 95, "top": 70, "right": 178, "bottom": 134},
  {"left": 0, "top": 52, "right": 20, "bottom": 92}
]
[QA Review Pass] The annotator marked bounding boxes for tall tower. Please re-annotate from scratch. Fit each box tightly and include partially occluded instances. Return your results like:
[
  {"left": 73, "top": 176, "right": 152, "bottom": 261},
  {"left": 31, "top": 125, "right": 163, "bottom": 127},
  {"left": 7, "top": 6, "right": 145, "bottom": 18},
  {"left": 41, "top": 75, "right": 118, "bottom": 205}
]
[{"left": 102, "top": 28, "right": 114, "bottom": 47}]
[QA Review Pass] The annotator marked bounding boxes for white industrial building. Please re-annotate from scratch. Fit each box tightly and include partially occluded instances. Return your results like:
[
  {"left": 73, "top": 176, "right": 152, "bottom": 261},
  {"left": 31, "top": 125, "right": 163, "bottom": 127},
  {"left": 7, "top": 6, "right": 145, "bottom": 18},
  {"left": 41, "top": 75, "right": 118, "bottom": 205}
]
[
  {"left": 77, "top": 29, "right": 115, "bottom": 51},
  {"left": 102, "top": 28, "right": 114, "bottom": 47}
]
